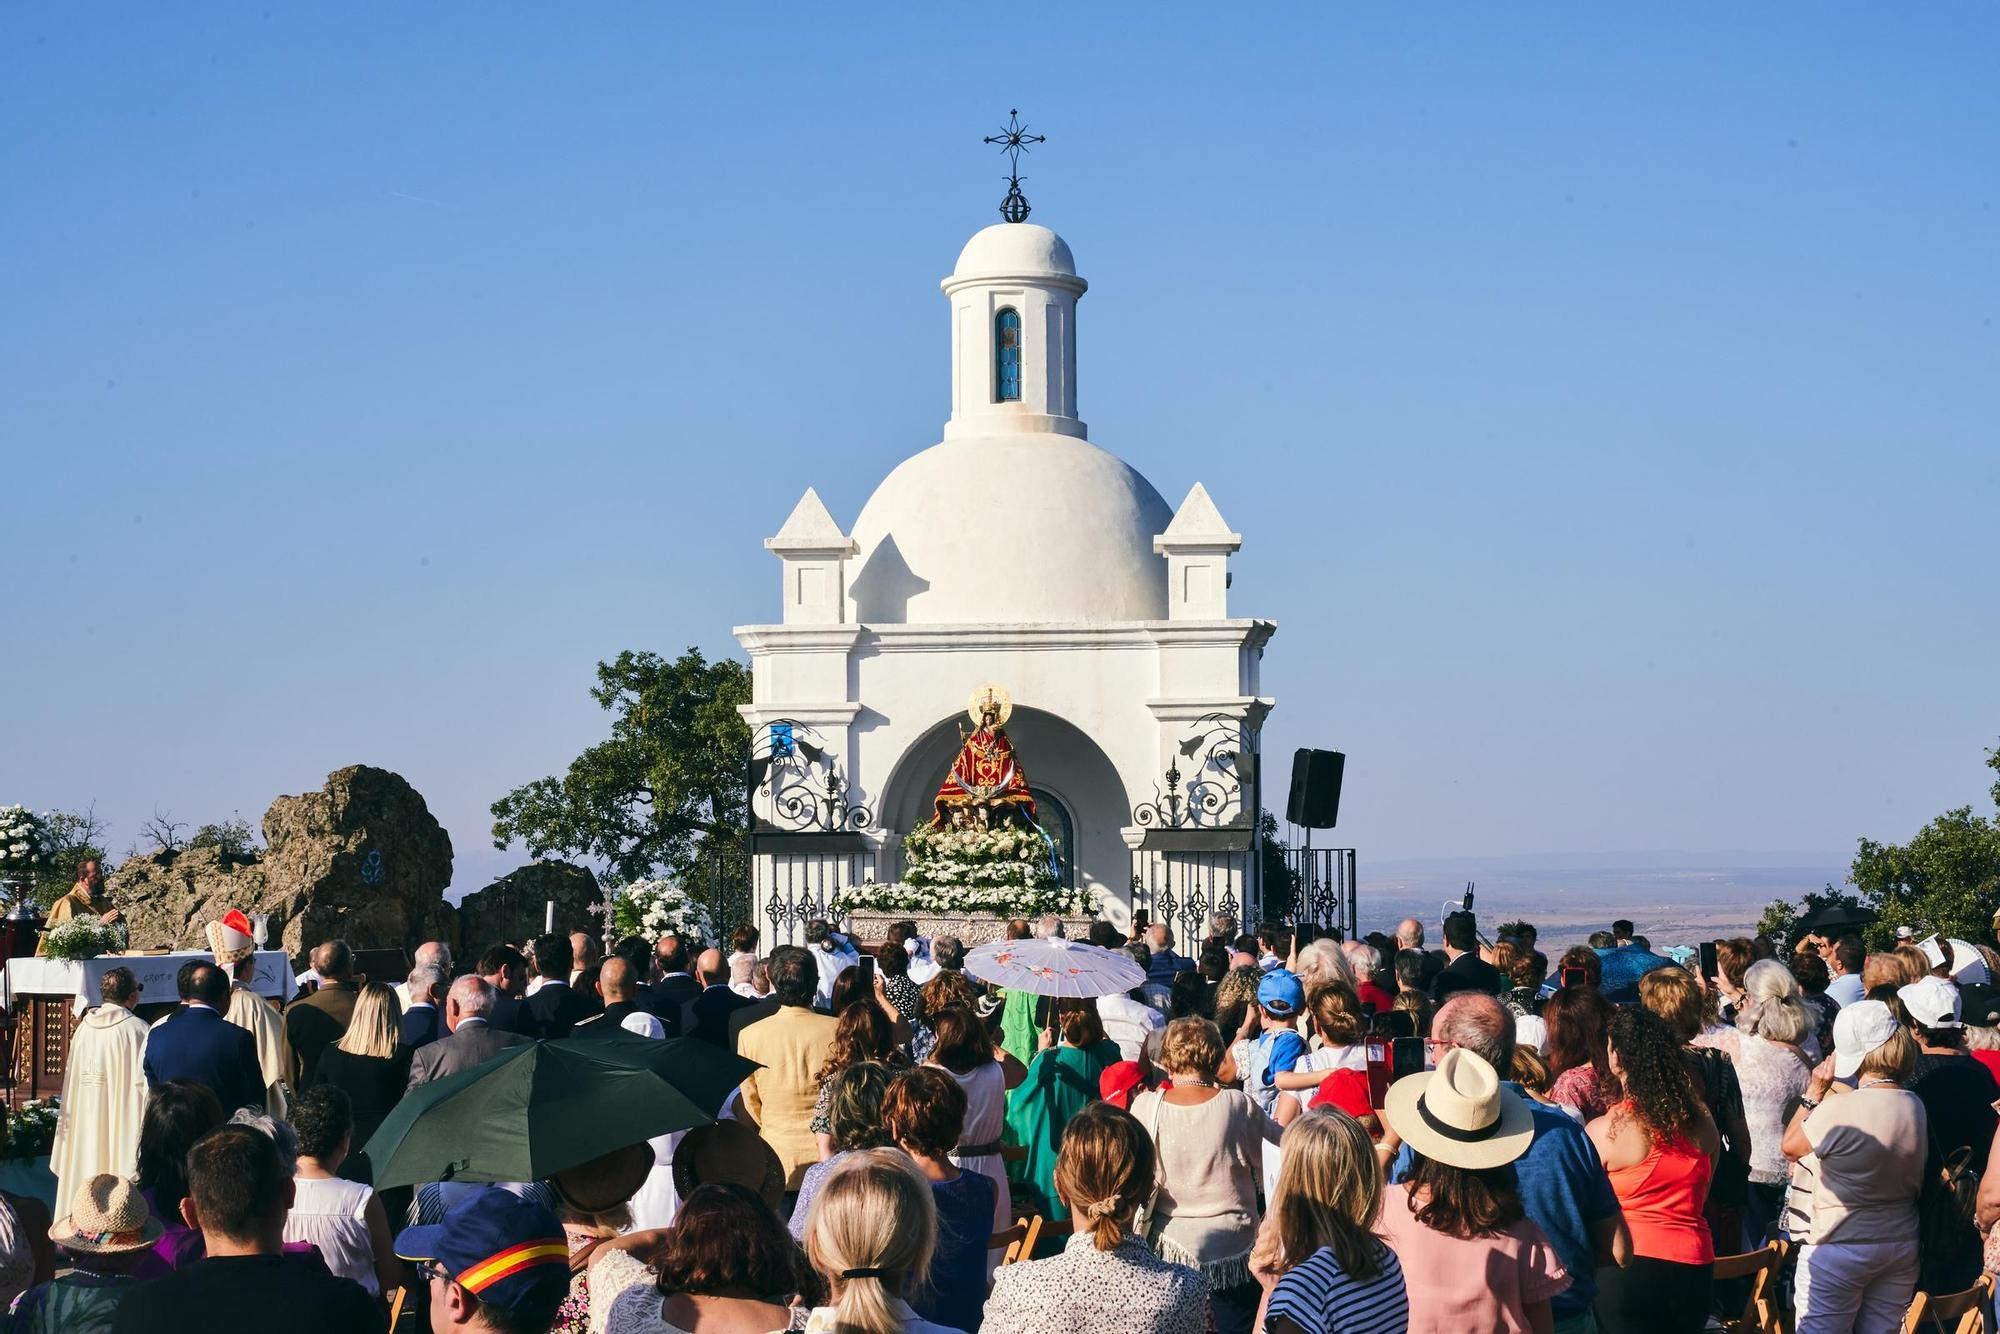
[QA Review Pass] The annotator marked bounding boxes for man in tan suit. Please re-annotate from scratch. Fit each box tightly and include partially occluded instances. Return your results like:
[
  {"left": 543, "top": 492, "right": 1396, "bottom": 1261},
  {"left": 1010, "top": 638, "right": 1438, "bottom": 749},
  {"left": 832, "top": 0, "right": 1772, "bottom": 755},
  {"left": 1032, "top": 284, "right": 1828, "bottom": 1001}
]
[{"left": 734, "top": 944, "right": 836, "bottom": 1193}]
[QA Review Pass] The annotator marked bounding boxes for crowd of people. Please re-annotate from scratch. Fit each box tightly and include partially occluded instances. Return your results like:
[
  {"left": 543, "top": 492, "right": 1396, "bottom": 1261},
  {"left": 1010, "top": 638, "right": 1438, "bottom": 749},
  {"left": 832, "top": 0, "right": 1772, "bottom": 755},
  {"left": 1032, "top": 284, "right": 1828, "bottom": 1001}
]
[{"left": 11, "top": 896, "right": 2000, "bottom": 1334}]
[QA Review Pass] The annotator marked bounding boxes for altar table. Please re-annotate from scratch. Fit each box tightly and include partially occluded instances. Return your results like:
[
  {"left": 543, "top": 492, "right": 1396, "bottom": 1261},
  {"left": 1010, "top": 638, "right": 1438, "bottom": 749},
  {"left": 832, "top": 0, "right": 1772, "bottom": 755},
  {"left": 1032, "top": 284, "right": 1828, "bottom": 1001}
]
[
  {"left": 2, "top": 949, "right": 295, "bottom": 1015},
  {"left": 2, "top": 950, "right": 296, "bottom": 1107}
]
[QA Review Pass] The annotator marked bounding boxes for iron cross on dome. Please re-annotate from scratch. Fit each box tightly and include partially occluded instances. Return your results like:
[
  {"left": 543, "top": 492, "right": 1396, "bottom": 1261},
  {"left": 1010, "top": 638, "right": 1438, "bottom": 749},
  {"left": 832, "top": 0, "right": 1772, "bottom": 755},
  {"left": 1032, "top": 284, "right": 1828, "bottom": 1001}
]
[{"left": 983, "top": 109, "right": 1046, "bottom": 223}]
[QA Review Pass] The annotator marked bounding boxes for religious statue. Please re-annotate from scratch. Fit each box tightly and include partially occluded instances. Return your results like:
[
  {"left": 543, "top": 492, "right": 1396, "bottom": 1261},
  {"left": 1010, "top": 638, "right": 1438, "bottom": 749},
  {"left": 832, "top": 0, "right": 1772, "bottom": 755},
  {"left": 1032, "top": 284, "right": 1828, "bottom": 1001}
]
[{"left": 931, "top": 685, "right": 1039, "bottom": 830}]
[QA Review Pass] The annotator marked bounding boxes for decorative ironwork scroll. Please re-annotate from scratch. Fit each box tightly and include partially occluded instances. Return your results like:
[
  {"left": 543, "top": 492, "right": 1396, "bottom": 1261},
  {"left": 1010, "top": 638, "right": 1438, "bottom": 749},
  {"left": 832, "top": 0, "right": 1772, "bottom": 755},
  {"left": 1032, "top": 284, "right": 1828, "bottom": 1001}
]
[
  {"left": 749, "top": 720, "right": 875, "bottom": 834},
  {"left": 1133, "top": 713, "right": 1248, "bottom": 830}
]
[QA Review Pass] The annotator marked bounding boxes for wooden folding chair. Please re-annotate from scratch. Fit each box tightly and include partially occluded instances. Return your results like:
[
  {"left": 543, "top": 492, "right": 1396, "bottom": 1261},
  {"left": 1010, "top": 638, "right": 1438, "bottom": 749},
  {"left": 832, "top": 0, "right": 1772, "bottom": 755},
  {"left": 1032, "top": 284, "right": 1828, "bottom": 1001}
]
[
  {"left": 1710, "top": 1239, "right": 1789, "bottom": 1334},
  {"left": 1904, "top": 1272, "right": 1996, "bottom": 1334},
  {"left": 988, "top": 1219, "right": 1030, "bottom": 1266}
]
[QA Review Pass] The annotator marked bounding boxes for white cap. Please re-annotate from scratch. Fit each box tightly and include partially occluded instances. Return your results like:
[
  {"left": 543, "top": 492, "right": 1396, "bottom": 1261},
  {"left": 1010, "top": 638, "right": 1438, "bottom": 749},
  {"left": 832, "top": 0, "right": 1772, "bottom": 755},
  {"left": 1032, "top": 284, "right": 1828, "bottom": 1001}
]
[
  {"left": 1898, "top": 976, "right": 1963, "bottom": 1029},
  {"left": 1895, "top": 925, "right": 1915, "bottom": 940},
  {"left": 1832, "top": 999, "right": 1900, "bottom": 1079}
]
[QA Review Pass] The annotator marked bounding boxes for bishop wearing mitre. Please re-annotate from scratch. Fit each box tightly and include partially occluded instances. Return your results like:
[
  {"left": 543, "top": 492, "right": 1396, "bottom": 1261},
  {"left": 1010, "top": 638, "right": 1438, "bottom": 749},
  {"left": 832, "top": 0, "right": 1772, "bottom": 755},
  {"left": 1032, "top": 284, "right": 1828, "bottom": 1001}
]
[{"left": 208, "top": 909, "right": 291, "bottom": 1116}]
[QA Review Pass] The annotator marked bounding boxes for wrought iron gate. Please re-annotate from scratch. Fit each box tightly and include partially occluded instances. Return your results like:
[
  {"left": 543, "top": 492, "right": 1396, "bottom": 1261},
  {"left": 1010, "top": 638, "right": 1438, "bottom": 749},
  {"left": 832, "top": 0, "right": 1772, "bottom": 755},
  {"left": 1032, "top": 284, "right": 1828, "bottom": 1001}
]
[
  {"left": 1282, "top": 845, "right": 1358, "bottom": 939},
  {"left": 751, "top": 835, "right": 879, "bottom": 947},
  {"left": 1129, "top": 832, "right": 1256, "bottom": 947}
]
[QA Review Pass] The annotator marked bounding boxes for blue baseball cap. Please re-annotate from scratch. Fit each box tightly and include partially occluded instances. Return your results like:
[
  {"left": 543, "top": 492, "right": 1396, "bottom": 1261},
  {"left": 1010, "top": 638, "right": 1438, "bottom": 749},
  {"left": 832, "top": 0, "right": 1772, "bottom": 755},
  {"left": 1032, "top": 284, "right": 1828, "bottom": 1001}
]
[
  {"left": 1257, "top": 968, "right": 1305, "bottom": 1016},
  {"left": 394, "top": 1187, "right": 569, "bottom": 1312}
]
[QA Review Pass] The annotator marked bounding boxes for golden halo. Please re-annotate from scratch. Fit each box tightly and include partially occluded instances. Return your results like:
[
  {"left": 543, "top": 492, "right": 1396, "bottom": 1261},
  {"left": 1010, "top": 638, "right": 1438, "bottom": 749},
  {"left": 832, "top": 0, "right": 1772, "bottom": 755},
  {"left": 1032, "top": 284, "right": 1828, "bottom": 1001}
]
[{"left": 967, "top": 684, "right": 1013, "bottom": 728}]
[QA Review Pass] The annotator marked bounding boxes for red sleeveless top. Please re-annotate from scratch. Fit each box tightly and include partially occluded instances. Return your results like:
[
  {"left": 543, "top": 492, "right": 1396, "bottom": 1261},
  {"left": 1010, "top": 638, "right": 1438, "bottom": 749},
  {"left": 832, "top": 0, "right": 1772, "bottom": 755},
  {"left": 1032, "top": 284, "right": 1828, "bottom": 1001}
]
[{"left": 1605, "top": 1103, "right": 1715, "bottom": 1265}]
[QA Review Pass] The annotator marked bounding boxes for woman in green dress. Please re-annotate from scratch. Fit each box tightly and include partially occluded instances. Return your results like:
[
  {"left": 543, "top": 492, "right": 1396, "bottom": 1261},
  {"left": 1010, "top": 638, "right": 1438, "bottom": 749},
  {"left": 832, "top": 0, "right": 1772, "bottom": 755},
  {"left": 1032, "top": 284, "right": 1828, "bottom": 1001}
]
[{"left": 1003, "top": 998, "right": 1122, "bottom": 1222}]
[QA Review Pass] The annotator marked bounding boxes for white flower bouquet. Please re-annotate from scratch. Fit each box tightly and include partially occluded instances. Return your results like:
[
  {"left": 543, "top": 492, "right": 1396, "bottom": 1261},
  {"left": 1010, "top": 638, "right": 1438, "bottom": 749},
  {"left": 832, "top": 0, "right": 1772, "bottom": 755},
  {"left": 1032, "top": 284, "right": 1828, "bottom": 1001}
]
[
  {"left": 3, "top": 1098, "right": 59, "bottom": 1160},
  {"left": 831, "top": 821, "right": 1094, "bottom": 919},
  {"left": 0, "top": 806, "right": 52, "bottom": 878},
  {"left": 38, "top": 919, "right": 125, "bottom": 962},
  {"left": 608, "top": 877, "right": 715, "bottom": 946}
]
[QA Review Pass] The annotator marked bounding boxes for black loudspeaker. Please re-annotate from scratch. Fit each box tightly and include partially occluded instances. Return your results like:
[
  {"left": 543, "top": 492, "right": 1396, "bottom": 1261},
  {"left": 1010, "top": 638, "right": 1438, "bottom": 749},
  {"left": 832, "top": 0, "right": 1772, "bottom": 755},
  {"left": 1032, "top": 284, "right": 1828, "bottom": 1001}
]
[{"left": 1286, "top": 748, "right": 1345, "bottom": 829}]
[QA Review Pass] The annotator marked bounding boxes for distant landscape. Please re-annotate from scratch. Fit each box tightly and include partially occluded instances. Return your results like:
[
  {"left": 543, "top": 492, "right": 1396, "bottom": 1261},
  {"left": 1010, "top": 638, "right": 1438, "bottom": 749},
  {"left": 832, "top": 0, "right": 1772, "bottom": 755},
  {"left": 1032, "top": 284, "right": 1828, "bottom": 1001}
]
[{"left": 1351, "top": 851, "right": 1850, "bottom": 952}]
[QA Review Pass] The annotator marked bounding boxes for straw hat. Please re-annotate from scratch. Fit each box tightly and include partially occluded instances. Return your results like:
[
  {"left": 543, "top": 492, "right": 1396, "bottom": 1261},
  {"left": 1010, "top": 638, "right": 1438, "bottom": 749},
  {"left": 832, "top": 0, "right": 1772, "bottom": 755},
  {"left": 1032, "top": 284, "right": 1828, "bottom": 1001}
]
[
  {"left": 549, "top": 1141, "right": 652, "bottom": 1215},
  {"left": 50, "top": 1174, "right": 165, "bottom": 1254},
  {"left": 672, "top": 1121, "right": 785, "bottom": 1214},
  {"left": 1382, "top": 1047, "right": 1535, "bottom": 1171}
]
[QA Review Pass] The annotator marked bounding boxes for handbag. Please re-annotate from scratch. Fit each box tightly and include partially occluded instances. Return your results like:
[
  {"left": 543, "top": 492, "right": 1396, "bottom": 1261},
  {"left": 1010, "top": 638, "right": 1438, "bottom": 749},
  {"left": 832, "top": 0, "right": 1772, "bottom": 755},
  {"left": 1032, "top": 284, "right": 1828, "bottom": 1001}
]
[
  {"left": 1689, "top": 1046, "right": 1751, "bottom": 1207},
  {"left": 1918, "top": 1139, "right": 1982, "bottom": 1291}
]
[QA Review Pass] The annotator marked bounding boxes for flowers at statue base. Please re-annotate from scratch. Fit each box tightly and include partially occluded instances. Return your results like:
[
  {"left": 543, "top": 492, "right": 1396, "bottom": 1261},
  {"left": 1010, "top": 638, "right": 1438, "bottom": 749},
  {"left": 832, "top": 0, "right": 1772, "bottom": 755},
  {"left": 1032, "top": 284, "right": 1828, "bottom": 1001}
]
[
  {"left": 603, "top": 877, "right": 715, "bottom": 946},
  {"left": 0, "top": 806, "right": 53, "bottom": 878},
  {"left": 2, "top": 1098, "right": 59, "bottom": 1161},
  {"left": 38, "top": 919, "right": 126, "bottom": 962},
  {"left": 831, "top": 822, "right": 1094, "bottom": 919}
]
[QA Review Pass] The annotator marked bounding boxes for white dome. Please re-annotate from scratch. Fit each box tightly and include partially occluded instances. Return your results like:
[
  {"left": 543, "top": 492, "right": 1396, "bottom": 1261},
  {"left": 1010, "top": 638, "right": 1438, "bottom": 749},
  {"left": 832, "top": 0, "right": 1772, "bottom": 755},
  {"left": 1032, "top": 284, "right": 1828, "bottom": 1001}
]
[
  {"left": 950, "top": 223, "right": 1078, "bottom": 283},
  {"left": 848, "top": 434, "right": 1170, "bottom": 624}
]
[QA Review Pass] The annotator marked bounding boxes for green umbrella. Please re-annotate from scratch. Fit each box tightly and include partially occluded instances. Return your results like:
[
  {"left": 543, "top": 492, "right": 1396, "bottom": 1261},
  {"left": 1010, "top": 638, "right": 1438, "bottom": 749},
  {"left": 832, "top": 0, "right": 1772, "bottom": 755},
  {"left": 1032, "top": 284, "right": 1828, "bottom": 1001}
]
[
  {"left": 551, "top": 1033, "right": 759, "bottom": 1117},
  {"left": 360, "top": 1040, "right": 713, "bottom": 1189}
]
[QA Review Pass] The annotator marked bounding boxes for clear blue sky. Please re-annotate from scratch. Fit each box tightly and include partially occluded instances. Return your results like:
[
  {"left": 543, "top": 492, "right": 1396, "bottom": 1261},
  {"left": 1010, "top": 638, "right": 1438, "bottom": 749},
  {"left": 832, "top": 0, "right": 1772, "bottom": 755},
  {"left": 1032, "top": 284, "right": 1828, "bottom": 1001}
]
[{"left": 4, "top": 4, "right": 1996, "bottom": 894}]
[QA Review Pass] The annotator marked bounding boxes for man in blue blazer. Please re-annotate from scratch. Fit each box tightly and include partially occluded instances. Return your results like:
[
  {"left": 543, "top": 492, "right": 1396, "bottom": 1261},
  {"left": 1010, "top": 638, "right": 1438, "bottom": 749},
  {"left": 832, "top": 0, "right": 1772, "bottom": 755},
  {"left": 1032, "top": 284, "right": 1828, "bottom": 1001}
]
[
  {"left": 142, "top": 962, "right": 266, "bottom": 1114},
  {"left": 400, "top": 964, "right": 446, "bottom": 1049}
]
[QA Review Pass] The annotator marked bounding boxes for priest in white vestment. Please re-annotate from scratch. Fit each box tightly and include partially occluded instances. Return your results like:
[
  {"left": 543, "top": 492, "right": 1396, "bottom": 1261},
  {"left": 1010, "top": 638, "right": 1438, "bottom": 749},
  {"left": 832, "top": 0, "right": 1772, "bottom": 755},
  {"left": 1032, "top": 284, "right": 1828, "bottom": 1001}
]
[
  {"left": 208, "top": 911, "right": 290, "bottom": 1116},
  {"left": 48, "top": 967, "right": 150, "bottom": 1224}
]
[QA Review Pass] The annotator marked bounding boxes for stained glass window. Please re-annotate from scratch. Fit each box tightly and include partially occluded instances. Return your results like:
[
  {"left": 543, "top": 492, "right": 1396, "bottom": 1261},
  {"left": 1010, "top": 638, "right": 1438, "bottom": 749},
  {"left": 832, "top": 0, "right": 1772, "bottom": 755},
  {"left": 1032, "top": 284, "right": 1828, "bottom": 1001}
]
[{"left": 995, "top": 307, "right": 1022, "bottom": 402}]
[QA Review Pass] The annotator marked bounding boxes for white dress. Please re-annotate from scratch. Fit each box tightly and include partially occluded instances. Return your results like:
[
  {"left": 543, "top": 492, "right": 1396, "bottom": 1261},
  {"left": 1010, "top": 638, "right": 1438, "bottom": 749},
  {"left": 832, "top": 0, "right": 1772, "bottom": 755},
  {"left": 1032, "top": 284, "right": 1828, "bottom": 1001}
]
[
  {"left": 944, "top": 1061, "right": 1011, "bottom": 1237},
  {"left": 284, "top": 1174, "right": 378, "bottom": 1294}
]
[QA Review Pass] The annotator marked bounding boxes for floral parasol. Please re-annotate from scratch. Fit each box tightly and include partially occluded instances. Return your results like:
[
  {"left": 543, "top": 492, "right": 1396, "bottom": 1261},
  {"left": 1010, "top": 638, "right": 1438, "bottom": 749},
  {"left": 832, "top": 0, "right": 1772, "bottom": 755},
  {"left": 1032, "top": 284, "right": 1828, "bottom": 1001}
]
[{"left": 961, "top": 936, "right": 1145, "bottom": 998}]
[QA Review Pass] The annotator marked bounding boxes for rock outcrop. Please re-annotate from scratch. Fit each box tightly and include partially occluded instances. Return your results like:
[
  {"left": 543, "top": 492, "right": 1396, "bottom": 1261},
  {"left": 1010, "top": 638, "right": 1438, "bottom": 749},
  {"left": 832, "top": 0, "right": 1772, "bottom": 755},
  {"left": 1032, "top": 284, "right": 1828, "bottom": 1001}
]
[
  {"left": 454, "top": 860, "right": 601, "bottom": 955},
  {"left": 108, "top": 846, "right": 268, "bottom": 952},
  {"left": 109, "top": 764, "right": 456, "bottom": 964}
]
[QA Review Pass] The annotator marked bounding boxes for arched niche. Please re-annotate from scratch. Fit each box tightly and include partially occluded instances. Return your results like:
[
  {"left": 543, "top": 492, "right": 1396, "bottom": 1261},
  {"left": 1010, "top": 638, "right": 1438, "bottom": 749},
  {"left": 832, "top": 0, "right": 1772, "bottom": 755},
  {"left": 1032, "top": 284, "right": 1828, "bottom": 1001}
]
[{"left": 876, "top": 705, "right": 1132, "bottom": 915}]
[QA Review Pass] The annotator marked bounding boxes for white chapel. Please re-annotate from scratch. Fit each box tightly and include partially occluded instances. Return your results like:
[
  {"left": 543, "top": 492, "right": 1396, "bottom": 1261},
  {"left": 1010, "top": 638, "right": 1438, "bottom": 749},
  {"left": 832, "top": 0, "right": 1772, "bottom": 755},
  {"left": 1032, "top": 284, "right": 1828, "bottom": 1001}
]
[{"left": 737, "top": 216, "right": 1276, "bottom": 945}]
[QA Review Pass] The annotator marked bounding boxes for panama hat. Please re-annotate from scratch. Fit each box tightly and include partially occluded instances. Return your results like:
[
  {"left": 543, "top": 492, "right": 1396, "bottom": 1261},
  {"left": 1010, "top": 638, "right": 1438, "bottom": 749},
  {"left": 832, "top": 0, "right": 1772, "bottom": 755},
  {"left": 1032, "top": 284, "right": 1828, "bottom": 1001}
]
[
  {"left": 50, "top": 1174, "right": 165, "bottom": 1254},
  {"left": 1382, "top": 1047, "right": 1535, "bottom": 1171}
]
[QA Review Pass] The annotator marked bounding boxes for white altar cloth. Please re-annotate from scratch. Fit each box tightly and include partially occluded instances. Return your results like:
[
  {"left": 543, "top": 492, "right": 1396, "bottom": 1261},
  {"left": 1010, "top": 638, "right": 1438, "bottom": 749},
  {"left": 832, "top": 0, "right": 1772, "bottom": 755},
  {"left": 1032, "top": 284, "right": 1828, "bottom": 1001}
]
[{"left": 2, "top": 950, "right": 297, "bottom": 1015}]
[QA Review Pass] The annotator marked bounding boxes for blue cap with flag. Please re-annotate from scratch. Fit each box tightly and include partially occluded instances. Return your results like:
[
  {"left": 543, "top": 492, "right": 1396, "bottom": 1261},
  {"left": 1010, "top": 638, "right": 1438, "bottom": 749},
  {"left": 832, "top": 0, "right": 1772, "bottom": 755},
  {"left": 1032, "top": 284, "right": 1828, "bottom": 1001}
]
[{"left": 394, "top": 1187, "right": 569, "bottom": 1313}]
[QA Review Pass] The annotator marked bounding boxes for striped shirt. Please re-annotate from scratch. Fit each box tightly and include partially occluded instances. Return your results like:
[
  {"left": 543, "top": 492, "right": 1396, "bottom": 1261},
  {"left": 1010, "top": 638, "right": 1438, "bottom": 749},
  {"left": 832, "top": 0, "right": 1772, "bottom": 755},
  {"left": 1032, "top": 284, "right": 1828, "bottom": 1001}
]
[{"left": 1265, "top": 1241, "right": 1409, "bottom": 1334}]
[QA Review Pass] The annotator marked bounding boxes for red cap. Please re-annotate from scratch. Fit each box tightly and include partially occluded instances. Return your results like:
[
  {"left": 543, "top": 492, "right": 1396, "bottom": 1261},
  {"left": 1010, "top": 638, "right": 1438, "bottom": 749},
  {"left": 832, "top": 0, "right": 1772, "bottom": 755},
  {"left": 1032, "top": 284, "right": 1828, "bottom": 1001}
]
[{"left": 1310, "top": 1068, "right": 1373, "bottom": 1119}]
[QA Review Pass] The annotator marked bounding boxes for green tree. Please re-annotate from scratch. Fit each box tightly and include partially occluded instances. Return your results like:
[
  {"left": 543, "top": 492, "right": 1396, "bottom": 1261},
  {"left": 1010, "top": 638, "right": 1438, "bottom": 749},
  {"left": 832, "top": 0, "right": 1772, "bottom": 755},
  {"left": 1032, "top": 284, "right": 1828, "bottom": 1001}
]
[
  {"left": 1756, "top": 883, "right": 1870, "bottom": 947},
  {"left": 189, "top": 816, "right": 259, "bottom": 859},
  {"left": 32, "top": 806, "right": 111, "bottom": 910},
  {"left": 1258, "top": 810, "right": 1301, "bottom": 921},
  {"left": 1849, "top": 742, "right": 2000, "bottom": 945},
  {"left": 1759, "top": 743, "right": 2000, "bottom": 949},
  {"left": 491, "top": 648, "right": 752, "bottom": 895}
]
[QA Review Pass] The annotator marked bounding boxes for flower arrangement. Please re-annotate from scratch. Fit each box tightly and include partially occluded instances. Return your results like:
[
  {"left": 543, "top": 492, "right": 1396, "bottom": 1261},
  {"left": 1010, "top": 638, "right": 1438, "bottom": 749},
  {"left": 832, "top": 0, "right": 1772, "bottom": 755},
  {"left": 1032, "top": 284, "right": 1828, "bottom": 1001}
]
[
  {"left": 3, "top": 1098, "right": 59, "bottom": 1161},
  {"left": 605, "top": 877, "right": 714, "bottom": 946},
  {"left": 831, "top": 821, "right": 1094, "bottom": 919},
  {"left": 38, "top": 919, "right": 125, "bottom": 962},
  {"left": 0, "top": 806, "right": 52, "bottom": 879}
]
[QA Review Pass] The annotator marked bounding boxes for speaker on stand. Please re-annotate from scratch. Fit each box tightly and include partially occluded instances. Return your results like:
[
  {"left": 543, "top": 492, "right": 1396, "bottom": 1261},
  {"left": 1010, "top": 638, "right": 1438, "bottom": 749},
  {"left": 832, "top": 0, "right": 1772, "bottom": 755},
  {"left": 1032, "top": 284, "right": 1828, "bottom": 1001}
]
[{"left": 1286, "top": 748, "right": 1346, "bottom": 932}]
